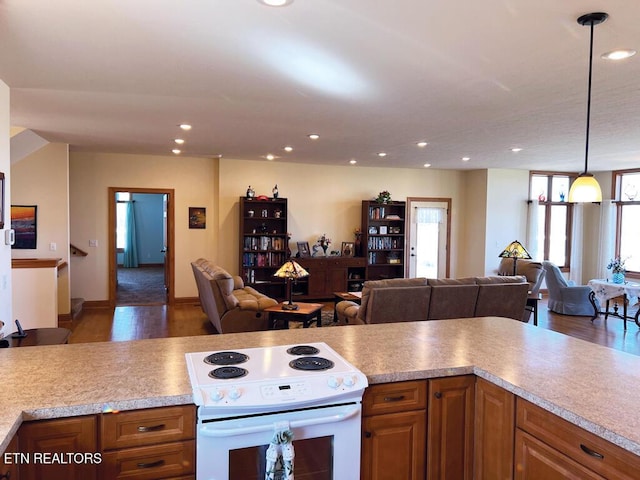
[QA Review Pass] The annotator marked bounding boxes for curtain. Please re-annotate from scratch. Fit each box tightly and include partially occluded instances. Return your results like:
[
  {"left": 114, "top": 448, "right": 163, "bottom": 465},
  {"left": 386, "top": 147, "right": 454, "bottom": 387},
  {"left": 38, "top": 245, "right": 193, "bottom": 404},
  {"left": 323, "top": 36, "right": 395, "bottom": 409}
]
[
  {"left": 526, "top": 200, "right": 540, "bottom": 261},
  {"left": 596, "top": 200, "right": 616, "bottom": 279},
  {"left": 415, "top": 207, "right": 444, "bottom": 224},
  {"left": 123, "top": 201, "right": 139, "bottom": 268},
  {"left": 569, "top": 203, "right": 583, "bottom": 284}
]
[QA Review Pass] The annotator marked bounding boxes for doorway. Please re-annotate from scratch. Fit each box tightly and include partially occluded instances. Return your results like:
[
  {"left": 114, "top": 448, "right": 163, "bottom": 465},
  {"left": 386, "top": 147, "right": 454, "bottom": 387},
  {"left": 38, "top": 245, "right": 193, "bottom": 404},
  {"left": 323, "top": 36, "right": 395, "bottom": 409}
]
[
  {"left": 407, "top": 197, "right": 451, "bottom": 279},
  {"left": 108, "top": 187, "right": 175, "bottom": 307}
]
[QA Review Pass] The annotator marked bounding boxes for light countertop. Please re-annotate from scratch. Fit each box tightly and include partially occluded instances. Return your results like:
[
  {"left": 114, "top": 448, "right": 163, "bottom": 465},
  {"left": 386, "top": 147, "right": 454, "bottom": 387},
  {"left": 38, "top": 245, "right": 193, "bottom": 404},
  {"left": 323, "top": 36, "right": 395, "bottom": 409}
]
[{"left": 1, "top": 317, "right": 640, "bottom": 457}]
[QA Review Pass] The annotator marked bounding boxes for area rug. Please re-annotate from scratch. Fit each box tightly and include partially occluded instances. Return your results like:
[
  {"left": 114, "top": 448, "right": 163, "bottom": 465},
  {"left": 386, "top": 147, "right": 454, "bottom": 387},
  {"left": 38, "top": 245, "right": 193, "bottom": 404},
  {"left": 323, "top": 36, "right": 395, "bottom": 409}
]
[
  {"left": 117, "top": 266, "right": 167, "bottom": 305},
  {"left": 286, "top": 310, "right": 339, "bottom": 329}
]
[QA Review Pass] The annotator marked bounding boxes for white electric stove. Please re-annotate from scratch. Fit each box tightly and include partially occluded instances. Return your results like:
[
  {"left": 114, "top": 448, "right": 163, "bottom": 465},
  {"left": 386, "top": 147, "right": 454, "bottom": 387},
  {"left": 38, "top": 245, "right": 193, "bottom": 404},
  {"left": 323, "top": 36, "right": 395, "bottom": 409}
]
[{"left": 185, "top": 342, "right": 368, "bottom": 479}]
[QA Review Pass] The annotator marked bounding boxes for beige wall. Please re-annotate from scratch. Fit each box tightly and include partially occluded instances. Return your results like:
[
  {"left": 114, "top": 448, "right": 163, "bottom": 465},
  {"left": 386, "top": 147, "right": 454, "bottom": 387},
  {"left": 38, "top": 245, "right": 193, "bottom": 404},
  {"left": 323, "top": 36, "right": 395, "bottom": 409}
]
[
  {"left": 69, "top": 152, "right": 218, "bottom": 301},
  {"left": 219, "top": 159, "right": 469, "bottom": 279},
  {"left": 11, "top": 143, "right": 71, "bottom": 314},
  {"left": 0, "top": 81, "right": 11, "bottom": 337},
  {"left": 458, "top": 170, "right": 487, "bottom": 278}
]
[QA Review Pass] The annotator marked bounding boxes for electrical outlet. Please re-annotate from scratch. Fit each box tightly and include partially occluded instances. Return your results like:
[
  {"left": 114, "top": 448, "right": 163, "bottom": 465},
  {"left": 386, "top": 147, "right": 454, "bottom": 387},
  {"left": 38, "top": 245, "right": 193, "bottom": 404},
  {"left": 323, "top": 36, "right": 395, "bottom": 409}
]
[
  {"left": 49, "top": 242, "right": 57, "bottom": 251},
  {"left": 89, "top": 239, "right": 98, "bottom": 247}
]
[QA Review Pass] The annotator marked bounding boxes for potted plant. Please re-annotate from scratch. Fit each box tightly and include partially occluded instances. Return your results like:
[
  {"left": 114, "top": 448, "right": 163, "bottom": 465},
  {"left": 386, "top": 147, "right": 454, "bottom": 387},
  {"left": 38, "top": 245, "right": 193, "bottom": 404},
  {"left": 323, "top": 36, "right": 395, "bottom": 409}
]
[{"left": 607, "top": 256, "right": 627, "bottom": 284}]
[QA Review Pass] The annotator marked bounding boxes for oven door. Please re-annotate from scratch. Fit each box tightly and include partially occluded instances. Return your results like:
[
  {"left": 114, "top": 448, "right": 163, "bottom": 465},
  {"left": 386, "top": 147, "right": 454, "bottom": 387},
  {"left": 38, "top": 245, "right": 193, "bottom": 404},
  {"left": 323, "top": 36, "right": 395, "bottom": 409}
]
[{"left": 197, "top": 402, "right": 362, "bottom": 480}]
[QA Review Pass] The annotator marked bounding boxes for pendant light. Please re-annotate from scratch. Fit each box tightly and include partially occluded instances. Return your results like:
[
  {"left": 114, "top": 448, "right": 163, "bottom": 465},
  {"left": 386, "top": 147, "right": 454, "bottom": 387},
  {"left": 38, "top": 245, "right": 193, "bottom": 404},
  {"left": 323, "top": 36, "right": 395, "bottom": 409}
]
[{"left": 568, "top": 12, "right": 607, "bottom": 203}]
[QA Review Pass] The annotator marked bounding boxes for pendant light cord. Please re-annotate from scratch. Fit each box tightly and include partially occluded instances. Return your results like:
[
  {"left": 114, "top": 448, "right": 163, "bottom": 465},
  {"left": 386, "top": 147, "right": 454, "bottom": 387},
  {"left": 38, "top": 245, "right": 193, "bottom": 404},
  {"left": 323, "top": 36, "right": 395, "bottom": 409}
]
[{"left": 584, "top": 19, "right": 595, "bottom": 175}]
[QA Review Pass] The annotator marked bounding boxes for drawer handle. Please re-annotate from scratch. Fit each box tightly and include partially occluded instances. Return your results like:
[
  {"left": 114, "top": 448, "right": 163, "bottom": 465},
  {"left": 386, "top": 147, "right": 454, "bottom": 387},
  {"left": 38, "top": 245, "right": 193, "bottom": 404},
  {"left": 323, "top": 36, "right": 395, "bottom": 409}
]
[
  {"left": 137, "top": 423, "right": 166, "bottom": 433},
  {"left": 580, "top": 444, "right": 604, "bottom": 460},
  {"left": 434, "top": 391, "right": 442, "bottom": 399},
  {"left": 136, "top": 459, "right": 165, "bottom": 469},
  {"left": 0, "top": 471, "right": 11, "bottom": 479},
  {"left": 364, "top": 431, "right": 372, "bottom": 438},
  {"left": 383, "top": 395, "right": 405, "bottom": 402}
]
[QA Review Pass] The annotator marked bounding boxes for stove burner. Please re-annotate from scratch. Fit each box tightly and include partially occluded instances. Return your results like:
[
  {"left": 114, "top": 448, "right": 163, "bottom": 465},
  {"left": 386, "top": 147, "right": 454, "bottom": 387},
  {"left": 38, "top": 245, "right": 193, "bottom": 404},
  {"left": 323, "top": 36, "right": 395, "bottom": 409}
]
[
  {"left": 204, "top": 351, "right": 249, "bottom": 366},
  {"left": 289, "top": 356, "right": 334, "bottom": 371},
  {"left": 286, "top": 345, "right": 320, "bottom": 356},
  {"left": 208, "top": 366, "right": 248, "bottom": 379}
]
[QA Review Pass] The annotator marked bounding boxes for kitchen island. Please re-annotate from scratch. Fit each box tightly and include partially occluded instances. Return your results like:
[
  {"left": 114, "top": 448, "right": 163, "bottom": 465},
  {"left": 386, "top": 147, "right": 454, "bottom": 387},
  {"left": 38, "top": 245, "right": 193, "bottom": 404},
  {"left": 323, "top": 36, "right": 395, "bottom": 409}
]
[{"left": 1, "top": 316, "right": 640, "bottom": 460}]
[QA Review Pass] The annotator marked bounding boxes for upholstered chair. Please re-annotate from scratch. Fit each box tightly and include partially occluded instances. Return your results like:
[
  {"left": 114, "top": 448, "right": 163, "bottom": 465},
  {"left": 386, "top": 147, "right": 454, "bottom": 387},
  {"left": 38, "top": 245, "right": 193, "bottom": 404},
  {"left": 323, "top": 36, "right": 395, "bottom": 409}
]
[{"left": 542, "top": 261, "right": 599, "bottom": 316}]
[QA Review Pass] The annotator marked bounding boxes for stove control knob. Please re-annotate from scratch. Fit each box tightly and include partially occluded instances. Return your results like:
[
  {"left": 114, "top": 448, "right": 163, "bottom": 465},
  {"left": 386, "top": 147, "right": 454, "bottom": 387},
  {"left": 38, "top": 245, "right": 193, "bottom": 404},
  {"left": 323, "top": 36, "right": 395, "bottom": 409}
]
[
  {"left": 210, "top": 389, "right": 224, "bottom": 402},
  {"left": 343, "top": 375, "right": 356, "bottom": 387},
  {"left": 327, "top": 376, "right": 341, "bottom": 389},
  {"left": 229, "top": 387, "right": 242, "bottom": 400}
]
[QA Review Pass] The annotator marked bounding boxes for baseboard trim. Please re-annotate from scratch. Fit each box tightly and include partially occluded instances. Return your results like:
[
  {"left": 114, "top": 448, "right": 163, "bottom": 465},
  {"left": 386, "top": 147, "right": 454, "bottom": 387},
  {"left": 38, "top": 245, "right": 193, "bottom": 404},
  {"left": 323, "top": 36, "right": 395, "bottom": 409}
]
[
  {"left": 83, "top": 300, "right": 111, "bottom": 309},
  {"left": 175, "top": 296, "right": 200, "bottom": 305}
]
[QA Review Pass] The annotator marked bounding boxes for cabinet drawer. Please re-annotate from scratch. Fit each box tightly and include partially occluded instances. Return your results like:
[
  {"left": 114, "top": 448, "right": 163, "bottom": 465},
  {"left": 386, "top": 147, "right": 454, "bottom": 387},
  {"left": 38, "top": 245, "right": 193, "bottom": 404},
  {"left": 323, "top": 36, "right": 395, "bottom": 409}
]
[
  {"left": 516, "top": 398, "right": 640, "bottom": 479},
  {"left": 100, "top": 440, "right": 195, "bottom": 480},
  {"left": 363, "top": 380, "right": 427, "bottom": 416},
  {"left": 101, "top": 406, "right": 195, "bottom": 450}
]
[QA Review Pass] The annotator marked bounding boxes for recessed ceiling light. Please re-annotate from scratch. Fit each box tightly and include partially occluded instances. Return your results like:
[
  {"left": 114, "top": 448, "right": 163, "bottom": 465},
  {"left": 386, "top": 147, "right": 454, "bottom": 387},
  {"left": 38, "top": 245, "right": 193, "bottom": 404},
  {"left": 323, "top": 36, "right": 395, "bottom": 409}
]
[
  {"left": 601, "top": 49, "right": 636, "bottom": 60},
  {"left": 511, "top": 147, "right": 522, "bottom": 152},
  {"left": 283, "top": 146, "right": 293, "bottom": 152},
  {"left": 172, "top": 149, "right": 181, "bottom": 155},
  {"left": 417, "top": 141, "right": 428, "bottom": 148},
  {"left": 377, "top": 152, "right": 387, "bottom": 157},
  {"left": 265, "top": 154, "right": 276, "bottom": 161},
  {"left": 257, "top": 0, "right": 294, "bottom": 6},
  {"left": 179, "top": 124, "right": 192, "bottom": 131},
  {"left": 423, "top": 163, "right": 431, "bottom": 168},
  {"left": 462, "top": 157, "right": 470, "bottom": 161},
  {"left": 349, "top": 159, "right": 357, "bottom": 165},
  {"left": 174, "top": 138, "right": 185, "bottom": 145},
  {"left": 307, "top": 133, "right": 320, "bottom": 140}
]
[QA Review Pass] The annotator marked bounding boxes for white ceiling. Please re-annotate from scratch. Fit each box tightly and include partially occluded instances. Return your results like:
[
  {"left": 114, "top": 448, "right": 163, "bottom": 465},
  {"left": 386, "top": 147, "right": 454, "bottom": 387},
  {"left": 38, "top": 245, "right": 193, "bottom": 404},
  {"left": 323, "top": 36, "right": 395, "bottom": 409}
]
[{"left": 1, "top": 0, "right": 639, "bottom": 171}]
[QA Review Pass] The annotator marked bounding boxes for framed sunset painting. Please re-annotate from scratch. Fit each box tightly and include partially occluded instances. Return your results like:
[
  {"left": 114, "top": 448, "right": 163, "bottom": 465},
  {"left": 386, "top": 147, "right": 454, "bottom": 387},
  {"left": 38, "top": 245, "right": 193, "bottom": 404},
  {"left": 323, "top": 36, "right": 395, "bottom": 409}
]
[{"left": 11, "top": 205, "right": 37, "bottom": 249}]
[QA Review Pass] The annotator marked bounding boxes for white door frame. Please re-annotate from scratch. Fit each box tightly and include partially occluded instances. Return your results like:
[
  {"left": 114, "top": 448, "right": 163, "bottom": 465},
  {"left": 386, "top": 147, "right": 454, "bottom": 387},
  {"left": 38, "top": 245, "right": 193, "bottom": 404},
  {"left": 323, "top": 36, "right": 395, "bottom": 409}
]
[{"left": 406, "top": 197, "right": 451, "bottom": 278}]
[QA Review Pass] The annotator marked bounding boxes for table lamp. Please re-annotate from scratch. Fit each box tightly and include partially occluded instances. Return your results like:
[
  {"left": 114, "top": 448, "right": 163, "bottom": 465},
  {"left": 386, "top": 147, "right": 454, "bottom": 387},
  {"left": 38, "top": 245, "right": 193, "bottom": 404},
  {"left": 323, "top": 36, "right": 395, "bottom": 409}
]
[
  {"left": 498, "top": 240, "right": 532, "bottom": 276},
  {"left": 274, "top": 260, "right": 309, "bottom": 310}
]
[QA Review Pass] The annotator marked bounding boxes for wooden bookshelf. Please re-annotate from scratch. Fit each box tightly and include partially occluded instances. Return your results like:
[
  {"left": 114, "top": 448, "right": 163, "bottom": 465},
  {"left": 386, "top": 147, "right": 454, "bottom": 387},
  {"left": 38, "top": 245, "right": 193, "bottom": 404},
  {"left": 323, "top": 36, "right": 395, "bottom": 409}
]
[{"left": 361, "top": 200, "right": 406, "bottom": 280}]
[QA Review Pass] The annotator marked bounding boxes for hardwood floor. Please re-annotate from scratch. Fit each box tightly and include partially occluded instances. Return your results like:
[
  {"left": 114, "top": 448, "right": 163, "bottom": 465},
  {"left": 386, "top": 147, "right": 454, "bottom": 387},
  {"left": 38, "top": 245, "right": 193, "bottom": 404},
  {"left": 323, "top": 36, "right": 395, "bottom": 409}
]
[{"left": 67, "top": 299, "right": 640, "bottom": 356}]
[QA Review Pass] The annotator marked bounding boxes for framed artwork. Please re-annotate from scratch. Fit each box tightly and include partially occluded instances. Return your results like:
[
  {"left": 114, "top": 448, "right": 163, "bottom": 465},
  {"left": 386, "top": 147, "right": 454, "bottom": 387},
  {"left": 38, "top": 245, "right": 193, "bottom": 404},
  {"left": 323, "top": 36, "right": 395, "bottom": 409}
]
[
  {"left": 189, "top": 207, "right": 206, "bottom": 229},
  {"left": 379, "top": 225, "right": 388, "bottom": 235},
  {"left": 341, "top": 242, "right": 355, "bottom": 257},
  {"left": 297, "top": 242, "right": 310, "bottom": 257},
  {"left": 11, "top": 205, "right": 37, "bottom": 249},
  {"left": 0, "top": 172, "right": 4, "bottom": 229}
]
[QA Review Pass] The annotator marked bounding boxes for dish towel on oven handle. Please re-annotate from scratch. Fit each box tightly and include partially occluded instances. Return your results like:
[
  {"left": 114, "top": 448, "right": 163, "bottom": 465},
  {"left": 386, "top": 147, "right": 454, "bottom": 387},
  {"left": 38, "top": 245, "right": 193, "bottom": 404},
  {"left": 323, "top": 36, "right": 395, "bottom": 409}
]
[{"left": 265, "top": 421, "right": 295, "bottom": 480}]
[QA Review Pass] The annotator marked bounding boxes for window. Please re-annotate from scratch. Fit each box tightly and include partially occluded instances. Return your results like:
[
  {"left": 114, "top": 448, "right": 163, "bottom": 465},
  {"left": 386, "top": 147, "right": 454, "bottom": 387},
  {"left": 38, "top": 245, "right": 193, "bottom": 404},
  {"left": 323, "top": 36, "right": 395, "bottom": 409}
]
[
  {"left": 116, "top": 192, "right": 131, "bottom": 250},
  {"left": 613, "top": 170, "right": 640, "bottom": 274},
  {"left": 529, "top": 173, "right": 573, "bottom": 268}
]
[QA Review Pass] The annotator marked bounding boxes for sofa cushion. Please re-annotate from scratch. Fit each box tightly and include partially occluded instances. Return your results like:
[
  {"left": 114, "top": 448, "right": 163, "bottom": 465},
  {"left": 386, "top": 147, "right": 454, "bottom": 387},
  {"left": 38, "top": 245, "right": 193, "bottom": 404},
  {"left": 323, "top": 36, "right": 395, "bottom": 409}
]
[
  {"left": 357, "top": 277, "right": 427, "bottom": 322},
  {"left": 475, "top": 275, "right": 526, "bottom": 285},
  {"left": 364, "top": 286, "right": 431, "bottom": 324},
  {"left": 427, "top": 277, "right": 477, "bottom": 286},
  {"left": 474, "top": 283, "right": 529, "bottom": 320},
  {"left": 428, "top": 284, "right": 479, "bottom": 320}
]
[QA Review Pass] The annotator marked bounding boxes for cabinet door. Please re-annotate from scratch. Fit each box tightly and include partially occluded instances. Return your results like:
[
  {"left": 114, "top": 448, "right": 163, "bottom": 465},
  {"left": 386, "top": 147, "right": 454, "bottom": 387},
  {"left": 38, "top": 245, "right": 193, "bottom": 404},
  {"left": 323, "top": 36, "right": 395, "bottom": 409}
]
[
  {"left": 515, "top": 429, "right": 604, "bottom": 479},
  {"left": 361, "top": 410, "right": 426, "bottom": 480},
  {"left": 474, "top": 378, "right": 515, "bottom": 480},
  {"left": 427, "top": 375, "right": 475, "bottom": 480},
  {"left": 0, "top": 434, "right": 19, "bottom": 480},
  {"left": 328, "top": 262, "right": 348, "bottom": 293},
  {"left": 19, "top": 415, "right": 98, "bottom": 480},
  {"left": 307, "top": 262, "right": 328, "bottom": 296}
]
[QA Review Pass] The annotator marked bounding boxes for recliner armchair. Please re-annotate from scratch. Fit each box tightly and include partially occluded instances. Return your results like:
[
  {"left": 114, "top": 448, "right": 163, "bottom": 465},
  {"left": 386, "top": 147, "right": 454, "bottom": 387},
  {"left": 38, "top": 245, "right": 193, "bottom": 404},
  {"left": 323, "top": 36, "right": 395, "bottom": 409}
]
[{"left": 542, "top": 261, "right": 598, "bottom": 316}]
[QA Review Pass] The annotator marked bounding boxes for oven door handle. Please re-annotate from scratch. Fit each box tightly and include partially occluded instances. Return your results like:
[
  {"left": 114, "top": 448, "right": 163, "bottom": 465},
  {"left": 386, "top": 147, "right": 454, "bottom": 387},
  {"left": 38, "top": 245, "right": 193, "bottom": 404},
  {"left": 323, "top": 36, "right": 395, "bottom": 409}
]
[{"left": 200, "top": 405, "right": 360, "bottom": 438}]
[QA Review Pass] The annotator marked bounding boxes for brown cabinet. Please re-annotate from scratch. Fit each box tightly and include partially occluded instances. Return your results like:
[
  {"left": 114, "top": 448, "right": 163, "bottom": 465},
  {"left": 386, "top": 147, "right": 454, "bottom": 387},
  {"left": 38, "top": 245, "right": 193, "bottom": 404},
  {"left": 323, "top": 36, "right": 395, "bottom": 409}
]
[
  {"left": 427, "top": 375, "right": 475, "bottom": 480},
  {"left": 361, "top": 200, "right": 406, "bottom": 280},
  {"left": 474, "top": 377, "right": 515, "bottom": 479},
  {"left": 18, "top": 415, "right": 98, "bottom": 480},
  {"left": 100, "top": 405, "right": 196, "bottom": 480},
  {"left": 239, "top": 197, "right": 288, "bottom": 298},
  {"left": 361, "top": 380, "right": 427, "bottom": 480},
  {"left": 295, "top": 257, "right": 366, "bottom": 299},
  {"left": 0, "top": 434, "right": 20, "bottom": 480},
  {"left": 515, "top": 398, "right": 640, "bottom": 480}
]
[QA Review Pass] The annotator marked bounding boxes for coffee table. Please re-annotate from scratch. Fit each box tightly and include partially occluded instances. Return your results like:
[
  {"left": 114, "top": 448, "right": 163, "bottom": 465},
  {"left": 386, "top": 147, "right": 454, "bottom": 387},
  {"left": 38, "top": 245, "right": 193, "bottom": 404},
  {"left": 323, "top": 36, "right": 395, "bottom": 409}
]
[{"left": 264, "top": 302, "right": 323, "bottom": 329}]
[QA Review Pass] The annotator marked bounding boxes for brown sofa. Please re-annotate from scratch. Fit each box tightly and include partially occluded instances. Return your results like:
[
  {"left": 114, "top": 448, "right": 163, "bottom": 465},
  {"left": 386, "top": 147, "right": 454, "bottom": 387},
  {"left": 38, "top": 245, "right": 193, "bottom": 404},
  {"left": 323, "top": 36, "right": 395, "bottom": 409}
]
[
  {"left": 336, "top": 275, "right": 529, "bottom": 325},
  {"left": 497, "top": 258, "right": 545, "bottom": 296},
  {"left": 191, "top": 259, "right": 277, "bottom": 334}
]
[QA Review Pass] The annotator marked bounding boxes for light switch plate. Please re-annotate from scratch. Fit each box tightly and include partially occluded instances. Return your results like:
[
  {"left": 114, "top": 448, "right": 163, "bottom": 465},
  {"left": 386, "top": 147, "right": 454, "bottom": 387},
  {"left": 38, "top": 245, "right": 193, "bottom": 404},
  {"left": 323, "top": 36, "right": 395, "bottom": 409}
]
[{"left": 4, "top": 229, "right": 14, "bottom": 245}]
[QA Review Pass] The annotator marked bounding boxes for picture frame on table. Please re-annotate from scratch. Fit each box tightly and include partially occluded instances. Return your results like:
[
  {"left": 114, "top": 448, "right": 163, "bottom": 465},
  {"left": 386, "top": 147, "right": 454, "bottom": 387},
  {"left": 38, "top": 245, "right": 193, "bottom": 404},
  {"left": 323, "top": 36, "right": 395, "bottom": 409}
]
[
  {"left": 341, "top": 242, "right": 355, "bottom": 257},
  {"left": 297, "top": 242, "right": 310, "bottom": 257}
]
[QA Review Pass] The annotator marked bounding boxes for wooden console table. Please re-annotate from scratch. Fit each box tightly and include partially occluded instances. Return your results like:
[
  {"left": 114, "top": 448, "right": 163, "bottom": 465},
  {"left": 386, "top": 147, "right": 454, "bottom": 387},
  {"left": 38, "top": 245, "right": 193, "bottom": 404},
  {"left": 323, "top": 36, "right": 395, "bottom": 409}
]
[{"left": 1, "top": 328, "right": 71, "bottom": 347}]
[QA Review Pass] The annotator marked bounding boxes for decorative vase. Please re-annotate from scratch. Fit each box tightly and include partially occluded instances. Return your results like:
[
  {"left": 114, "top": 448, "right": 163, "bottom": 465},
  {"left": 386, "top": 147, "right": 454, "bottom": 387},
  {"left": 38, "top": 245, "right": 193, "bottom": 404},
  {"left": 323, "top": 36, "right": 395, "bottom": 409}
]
[
  {"left": 612, "top": 272, "right": 625, "bottom": 284},
  {"left": 321, "top": 245, "right": 328, "bottom": 256}
]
